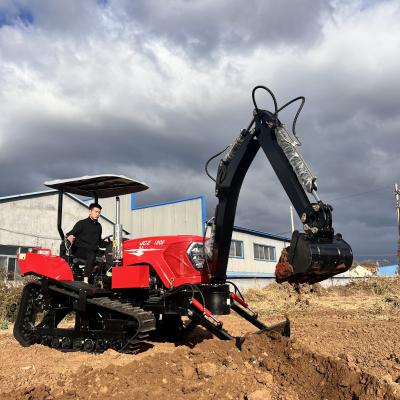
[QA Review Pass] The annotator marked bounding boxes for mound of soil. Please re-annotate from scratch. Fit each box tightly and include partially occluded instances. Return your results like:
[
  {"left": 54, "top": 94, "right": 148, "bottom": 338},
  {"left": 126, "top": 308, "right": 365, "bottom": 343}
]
[
  {"left": 2, "top": 277, "right": 400, "bottom": 399},
  {"left": 7, "top": 332, "right": 400, "bottom": 400}
]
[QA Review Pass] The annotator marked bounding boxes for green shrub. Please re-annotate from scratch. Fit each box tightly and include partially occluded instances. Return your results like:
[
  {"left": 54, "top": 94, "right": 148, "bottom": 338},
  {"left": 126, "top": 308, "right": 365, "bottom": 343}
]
[
  {"left": 0, "top": 279, "right": 23, "bottom": 323},
  {"left": 0, "top": 318, "right": 8, "bottom": 330}
]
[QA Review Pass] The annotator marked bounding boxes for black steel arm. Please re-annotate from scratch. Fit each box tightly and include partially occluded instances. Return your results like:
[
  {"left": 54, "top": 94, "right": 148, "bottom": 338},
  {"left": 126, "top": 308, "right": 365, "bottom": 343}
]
[
  {"left": 209, "top": 111, "right": 313, "bottom": 281},
  {"left": 208, "top": 119, "right": 259, "bottom": 282},
  {"left": 208, "top": 107, "right": 352, "bottom": 284},
  {"left": 255, "top": 110, "right": 310, "bottom": 217}
]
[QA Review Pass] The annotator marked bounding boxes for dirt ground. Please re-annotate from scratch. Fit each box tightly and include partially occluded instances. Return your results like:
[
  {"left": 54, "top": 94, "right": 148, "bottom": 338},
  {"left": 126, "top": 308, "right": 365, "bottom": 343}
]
[{"left": 1, "top": 277, "right": 400, "bottom": 399}]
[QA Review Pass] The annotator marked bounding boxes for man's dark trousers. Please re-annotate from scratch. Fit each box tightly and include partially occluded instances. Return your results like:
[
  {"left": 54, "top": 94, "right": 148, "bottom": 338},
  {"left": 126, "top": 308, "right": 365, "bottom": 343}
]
[{"left": 74, "top": 247, "right": 97, "bottom": 278}]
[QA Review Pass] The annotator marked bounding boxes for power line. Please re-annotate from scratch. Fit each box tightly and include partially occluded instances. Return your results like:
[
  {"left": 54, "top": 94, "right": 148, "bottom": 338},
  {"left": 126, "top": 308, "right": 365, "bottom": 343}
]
[
  {"left": 326, "top": 185, "right": 392, "bottom": 202},
  {"left": 0, "top": 227, "right": 59, "bottom": 241},
  {"left": 353, "top": 253, "right": 397, "bottom": 257}
]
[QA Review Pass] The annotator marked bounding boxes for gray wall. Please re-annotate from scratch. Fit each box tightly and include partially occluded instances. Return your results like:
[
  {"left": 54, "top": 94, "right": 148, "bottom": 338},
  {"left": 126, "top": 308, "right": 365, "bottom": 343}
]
[
  {"left": 130, "top": 198, "right": 204, "bottom": 238},
  {"left": 100, "top": 194, "right": 132, "bottom": 233}
]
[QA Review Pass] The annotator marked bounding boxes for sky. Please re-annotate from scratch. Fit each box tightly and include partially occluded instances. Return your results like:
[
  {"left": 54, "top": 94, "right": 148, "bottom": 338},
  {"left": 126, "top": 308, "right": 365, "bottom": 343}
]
[{"left": 0, "top": 0, "right": 399, "bottom": 262}]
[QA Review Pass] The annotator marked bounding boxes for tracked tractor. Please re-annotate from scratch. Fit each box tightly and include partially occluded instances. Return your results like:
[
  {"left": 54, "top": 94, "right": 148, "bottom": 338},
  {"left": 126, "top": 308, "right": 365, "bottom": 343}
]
[{"left": 13, "top": 86, "right": 353, "bottom": 353}]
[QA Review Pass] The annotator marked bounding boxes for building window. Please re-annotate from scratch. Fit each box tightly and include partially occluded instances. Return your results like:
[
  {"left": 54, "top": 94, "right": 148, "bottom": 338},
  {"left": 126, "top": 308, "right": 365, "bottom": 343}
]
[
  {"left": 0, "top": 255, "right": 20, "bottom": 281},
  {"left": 254, "top": 243, "right": 276, "bottom": 261},
  {"left": 0, "top": 256, "right": 7, "bottom": 277},
  {"left": 229, "top": 240, "right": 244, "bottom": 258},
  {"left": 7, "top": 258, "right": 16, "bottom": 281}
]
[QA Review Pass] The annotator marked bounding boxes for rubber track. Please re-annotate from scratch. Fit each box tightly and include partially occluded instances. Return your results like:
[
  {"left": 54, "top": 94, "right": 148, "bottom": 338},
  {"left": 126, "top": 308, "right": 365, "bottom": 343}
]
[
  {"left": 14, "top": 280, "right": 156, "bottom": 354},
  {"left": 87, "top": 297, "right": 156, "bottom": 341},
  {"left": 45, "top": 283, "right": 156, "bottom": 342}
]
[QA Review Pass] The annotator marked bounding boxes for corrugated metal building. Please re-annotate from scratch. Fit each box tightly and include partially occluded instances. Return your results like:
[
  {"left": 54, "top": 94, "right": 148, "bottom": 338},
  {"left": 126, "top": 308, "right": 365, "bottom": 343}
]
[{"left": 0, "top": 191, "right": 288, "bottom": 285}]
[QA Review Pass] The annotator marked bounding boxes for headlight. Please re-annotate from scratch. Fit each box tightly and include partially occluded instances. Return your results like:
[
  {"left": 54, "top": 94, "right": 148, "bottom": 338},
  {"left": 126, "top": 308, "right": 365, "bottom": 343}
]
[{"left": 187, "top": 242, "right": 206, "bottom": 270}]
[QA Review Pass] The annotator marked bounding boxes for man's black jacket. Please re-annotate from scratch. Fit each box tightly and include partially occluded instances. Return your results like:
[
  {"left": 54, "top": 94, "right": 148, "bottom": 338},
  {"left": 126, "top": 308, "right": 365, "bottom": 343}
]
[{"left": 67, "top": 217, "right": 103, "bottom": 251}]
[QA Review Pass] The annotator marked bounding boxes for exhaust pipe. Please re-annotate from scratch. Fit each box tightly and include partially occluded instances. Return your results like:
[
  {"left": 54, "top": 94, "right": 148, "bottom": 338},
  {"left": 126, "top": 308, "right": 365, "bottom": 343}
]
[{"left": 113, "top": 196, "right": 123, "bottom": 266}]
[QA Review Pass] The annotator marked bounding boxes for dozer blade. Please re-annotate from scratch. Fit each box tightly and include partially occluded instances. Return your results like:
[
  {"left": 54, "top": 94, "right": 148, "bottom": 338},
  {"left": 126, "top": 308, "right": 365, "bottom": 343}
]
[
  {"left": 188, "top": 294, "right": 290, "bottom": 350},
  {"left": 230, "top": 298, "right": 290, "bottom": 349},
  {"left": 235, "top": 319, "right": 290, "bottom": 350},
  {"left": 276, "top": 230, "right": 353, "bottom": 285}
]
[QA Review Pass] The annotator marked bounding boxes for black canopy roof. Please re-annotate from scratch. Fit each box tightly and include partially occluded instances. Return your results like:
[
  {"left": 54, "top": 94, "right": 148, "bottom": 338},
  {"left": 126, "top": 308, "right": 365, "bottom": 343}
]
[{"left": 44, "top": 175, "right": 149, "bottom": 198}]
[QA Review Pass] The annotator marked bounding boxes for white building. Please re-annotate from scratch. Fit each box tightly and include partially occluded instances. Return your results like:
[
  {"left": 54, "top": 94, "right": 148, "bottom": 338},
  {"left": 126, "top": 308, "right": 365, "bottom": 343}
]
[{"left": 0, "top": 191, "right": 288, "bottom": 286}]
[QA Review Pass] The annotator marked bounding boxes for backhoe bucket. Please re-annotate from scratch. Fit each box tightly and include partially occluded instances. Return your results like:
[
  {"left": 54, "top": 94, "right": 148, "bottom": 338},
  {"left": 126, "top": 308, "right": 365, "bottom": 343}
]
[{"left": 276, "top": 230, "right": 353, "bottom": 284}]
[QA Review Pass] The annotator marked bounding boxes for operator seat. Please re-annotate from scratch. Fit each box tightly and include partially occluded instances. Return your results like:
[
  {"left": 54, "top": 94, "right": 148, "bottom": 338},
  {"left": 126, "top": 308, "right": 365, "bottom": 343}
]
[{"left": 60, "top": 239, "right": 104, "bottom": 280}]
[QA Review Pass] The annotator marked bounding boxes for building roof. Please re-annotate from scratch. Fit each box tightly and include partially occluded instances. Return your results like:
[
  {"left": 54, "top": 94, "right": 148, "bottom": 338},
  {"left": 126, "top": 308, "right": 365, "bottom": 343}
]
[
  {"left": 378, "top": 264, "right": 398, "bottom": 276},
  {"left": 132, "top": 195, "right": 205, "bottom": 210},
  {"left": 0, "top": 189, "right": 56, "bottom": 203},
  {"left": 206, "top": 223, "right": 290, "bottom": 242},
  {"left": 227, "top": 271, "right": 275, "bottom": 278},
  {"left": 0, "top": 189, "right": 124, "bottom": 230},
  {"left": 232, "top": 225, "right": 290, "bottom": 242}
]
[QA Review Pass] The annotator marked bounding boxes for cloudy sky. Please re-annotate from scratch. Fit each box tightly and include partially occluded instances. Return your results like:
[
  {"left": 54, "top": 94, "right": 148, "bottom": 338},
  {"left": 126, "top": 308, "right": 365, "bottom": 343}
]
[{"left": 0, "top": 0, "right": 399, "bottom": 262}]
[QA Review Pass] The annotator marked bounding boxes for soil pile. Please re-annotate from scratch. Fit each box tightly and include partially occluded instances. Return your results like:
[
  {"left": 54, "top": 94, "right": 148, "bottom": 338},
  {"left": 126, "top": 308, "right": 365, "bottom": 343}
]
[
  {"left": 1, "top": 277, "right": 400, "bottom": 399},
  {"left": 6, "top": 332, "right": 400, "bottom": 400}
]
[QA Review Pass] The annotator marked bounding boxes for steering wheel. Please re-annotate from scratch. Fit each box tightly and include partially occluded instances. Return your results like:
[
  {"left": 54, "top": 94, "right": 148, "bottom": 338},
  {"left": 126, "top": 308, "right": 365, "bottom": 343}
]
[{"left": 102, "top": 234, "right": 113, "bottom": 243}]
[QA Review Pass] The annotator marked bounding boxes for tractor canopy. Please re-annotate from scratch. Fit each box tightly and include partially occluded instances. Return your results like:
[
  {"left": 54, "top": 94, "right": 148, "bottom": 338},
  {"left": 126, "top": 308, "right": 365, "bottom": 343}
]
[
  {"left": 45, "top": 175, "right": 149, "bottom": 240},
  {"left": 44, "top": 174, "right": 149, "bottom": 198}
]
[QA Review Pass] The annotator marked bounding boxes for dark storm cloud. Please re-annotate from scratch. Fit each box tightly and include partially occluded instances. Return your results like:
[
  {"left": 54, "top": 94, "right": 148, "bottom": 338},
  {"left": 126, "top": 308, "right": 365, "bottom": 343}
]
[
  {"left": 0, "top": 0, "right": 332, "bottom": 58},
  {"left": 0, "top": 0, "right": 103, "bottom": 35},
  {"left": 112, "top": 0, "right": 332, "bottom": 58},
  {"left": 0, "top": 0, "right": 399, "bottom": 263}
]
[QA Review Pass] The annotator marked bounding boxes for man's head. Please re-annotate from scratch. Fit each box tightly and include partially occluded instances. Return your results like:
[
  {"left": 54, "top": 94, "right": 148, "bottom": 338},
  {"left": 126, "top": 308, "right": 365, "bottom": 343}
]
[{"left": 89, "top": 203, "right": 102, "bottom": 221}]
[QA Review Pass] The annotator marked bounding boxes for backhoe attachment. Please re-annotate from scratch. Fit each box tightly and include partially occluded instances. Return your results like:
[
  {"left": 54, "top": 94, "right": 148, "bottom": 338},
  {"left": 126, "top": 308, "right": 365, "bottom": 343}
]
[{"left": 207, "top": 86, "right": 353, "bottom": 285}]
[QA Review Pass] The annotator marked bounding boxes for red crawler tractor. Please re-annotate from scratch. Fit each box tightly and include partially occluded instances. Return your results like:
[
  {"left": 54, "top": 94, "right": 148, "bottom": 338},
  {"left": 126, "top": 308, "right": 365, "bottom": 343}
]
[{"left": 13, "top": 86, "right": 353, "bottom": 353}]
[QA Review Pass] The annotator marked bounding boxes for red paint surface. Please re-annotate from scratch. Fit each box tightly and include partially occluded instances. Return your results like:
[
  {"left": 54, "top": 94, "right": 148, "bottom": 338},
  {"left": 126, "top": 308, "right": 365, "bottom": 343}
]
[
  {"left": 230, "top": 292, "right": 248, "bottom": 308},
  {"left": 18, "top": 251, "right": 74, "bottom": 281},
  {"left": 191, "top": 298, "right": 212, "bottom": 317},
  {"left": 122, "top": 235, "right": 209, "bottom": 288},
  {"left": 112, "top": 265, "right": 150, "bottom": 288},
  {"left": 17, "top": 235, "right": 209, "bottom": 289}
]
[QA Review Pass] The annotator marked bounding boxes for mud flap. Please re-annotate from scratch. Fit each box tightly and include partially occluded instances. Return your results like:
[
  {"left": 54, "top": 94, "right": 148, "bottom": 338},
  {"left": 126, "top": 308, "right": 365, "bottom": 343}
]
[{"left": 276, "top": 230, "right": 353, "bottom": 285}]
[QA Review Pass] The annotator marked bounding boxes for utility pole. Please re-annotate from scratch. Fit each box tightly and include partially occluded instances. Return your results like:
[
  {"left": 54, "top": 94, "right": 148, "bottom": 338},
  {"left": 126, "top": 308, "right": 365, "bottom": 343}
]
[{"left": 395, "top": 183, "right": 400, "bottom": 273}]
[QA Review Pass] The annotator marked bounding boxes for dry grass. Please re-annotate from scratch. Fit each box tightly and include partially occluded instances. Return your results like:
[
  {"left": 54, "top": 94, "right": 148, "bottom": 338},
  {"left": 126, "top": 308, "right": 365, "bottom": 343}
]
[
  {"left": 333, "top": 276, "right": 400, "bottom": 296},
  {"left": 0, "top": 272, "right": 38, "bottom": 327},
  {"left": 243, "top": 276, "right": 400, "bottom": 318},
  {"left": 0, "top": 280, "right": 22, "bottom": 327}
]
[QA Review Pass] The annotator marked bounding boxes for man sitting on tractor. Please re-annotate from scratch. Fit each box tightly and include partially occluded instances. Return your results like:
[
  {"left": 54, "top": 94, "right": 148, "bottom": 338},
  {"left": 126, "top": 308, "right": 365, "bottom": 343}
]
[{"left": 66, "top": 203, "right": 104, "bottom": 284}]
